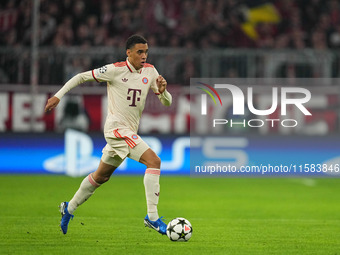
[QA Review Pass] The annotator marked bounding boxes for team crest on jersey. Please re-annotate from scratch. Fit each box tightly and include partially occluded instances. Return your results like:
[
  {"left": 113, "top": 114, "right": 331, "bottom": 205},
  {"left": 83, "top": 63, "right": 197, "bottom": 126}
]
[
  {"left": 142, "top": 77, "right": 148, "bottom": 84},
  {"left": 99, "top": 66, "right": 107, "bottom": 73},
  {"left": 131, "top": 134, "right": 138, "bottom": 140}
]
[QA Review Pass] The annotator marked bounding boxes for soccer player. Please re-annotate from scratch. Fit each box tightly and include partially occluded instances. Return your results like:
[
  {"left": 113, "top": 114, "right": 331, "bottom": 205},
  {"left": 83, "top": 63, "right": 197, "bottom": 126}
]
[{"left": 44, "top": 35, "right": 172, "bottom": 235}]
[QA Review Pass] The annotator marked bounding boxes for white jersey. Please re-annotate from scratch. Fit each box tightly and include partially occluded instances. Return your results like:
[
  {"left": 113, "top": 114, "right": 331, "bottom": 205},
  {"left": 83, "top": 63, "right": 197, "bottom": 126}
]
[
  {"left": 55, "top": 58, "right": 172, "bottom": 135},
  {"left": 55, "top": 59, "right": 172, "bottom": 136},
  {"left": 93, "top": 59, "right": 163, "bottom": 133},
  {"left": 54, "top": 58, "right": 171, "bottom": 160}
]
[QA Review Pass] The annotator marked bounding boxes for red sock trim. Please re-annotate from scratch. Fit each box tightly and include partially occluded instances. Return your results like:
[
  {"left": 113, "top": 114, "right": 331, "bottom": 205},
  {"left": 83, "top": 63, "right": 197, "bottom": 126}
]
[
  {"left": 88, "top": 174, "right": 101, "bottom": 187},
  {"left": 145, "top": 168, "right": 161, "bottom": 175}
]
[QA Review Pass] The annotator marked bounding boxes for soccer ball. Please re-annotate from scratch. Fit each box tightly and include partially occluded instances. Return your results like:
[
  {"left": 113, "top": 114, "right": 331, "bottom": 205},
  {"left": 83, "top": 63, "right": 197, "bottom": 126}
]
[{"left": 166, "top": 217, "right": 193, "bottom": 242}]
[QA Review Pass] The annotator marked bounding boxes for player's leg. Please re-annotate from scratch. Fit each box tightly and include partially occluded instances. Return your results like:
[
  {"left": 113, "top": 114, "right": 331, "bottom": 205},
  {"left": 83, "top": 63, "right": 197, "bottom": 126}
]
[
  {"left": 60, "top": 153, "right": 122, "bottom": 234},
  {"left": 136, "top": 147, "right": 167, "bottom": 235},
  {"left": 139, "top": 148, "right": 161, "bottom": 221},
  {"left": 67, "top": 159, "right": 118, "bottom": 214},
  {"left": 123, "top": 135, "right": 166, "bottom": 235}
]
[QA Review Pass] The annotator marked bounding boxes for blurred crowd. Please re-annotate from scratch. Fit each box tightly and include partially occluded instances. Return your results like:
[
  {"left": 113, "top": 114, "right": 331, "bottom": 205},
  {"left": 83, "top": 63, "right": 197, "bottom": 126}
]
[
  {"left": 1, "top": 0, "right": 340, "bottom": 49},
  {"left": 1, "top": 0, "right": 340, "bottom": 85}
]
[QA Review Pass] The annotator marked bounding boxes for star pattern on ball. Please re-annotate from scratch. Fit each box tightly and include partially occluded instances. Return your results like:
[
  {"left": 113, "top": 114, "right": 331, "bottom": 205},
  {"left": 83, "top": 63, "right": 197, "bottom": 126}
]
[
  {"left": 178, "top": 219, "right": 186, "bottom": 227},
  {"left": 167, "top": 223, "right": 175, "bottom": 235},
  {"left": 166, "top": 218, "right": 192, "bottom": 242}
]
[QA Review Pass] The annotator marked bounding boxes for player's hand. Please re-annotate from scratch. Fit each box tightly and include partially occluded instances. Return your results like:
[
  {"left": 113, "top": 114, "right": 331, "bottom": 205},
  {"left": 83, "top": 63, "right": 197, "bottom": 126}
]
[
  {"left": 156, "top": 75, "right": 167, "bottom": 94},
  {"left": 44, "top": 96, "right": 60, "bottom": 112}
]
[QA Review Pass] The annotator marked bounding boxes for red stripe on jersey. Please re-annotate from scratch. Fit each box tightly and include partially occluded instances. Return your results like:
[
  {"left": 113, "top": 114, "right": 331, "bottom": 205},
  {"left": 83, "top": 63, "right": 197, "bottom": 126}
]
[
  {"left": 114, "top": 62, "right": 126, "bottom": 67},
  {"left": 143, "top": 63, "right": 154, "bottom": 68},
  {"left": 126, "top": 61, "right": 133, "bottom": 73},
  {"left": 155, "top": 93, "right": 160, "bottom": 95},
  {"left": 92, "top": 70, "right": 99, "bottom": 82}
]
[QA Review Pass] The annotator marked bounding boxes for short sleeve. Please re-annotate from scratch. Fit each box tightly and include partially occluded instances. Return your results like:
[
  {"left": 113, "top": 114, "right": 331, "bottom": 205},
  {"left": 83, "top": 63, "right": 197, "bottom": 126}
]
[{"left": 92, "top": 64, "right": 115, "bottom": 83}]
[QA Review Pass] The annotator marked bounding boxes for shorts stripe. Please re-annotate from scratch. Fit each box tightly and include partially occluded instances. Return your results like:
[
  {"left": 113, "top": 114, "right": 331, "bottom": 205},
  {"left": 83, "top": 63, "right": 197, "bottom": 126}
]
[
  {"left": 124, "top": 138, "right": 135, "bottom": 148},
  {"left": 125, "top": 137, "right": 136, "bottom": 147},
  {"left": 113, "top": 129, "right": 136, "bottom": 148}
]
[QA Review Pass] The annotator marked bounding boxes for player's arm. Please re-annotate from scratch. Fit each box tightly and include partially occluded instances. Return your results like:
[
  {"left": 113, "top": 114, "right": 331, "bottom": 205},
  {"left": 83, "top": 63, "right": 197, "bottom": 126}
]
[
  {"left": 44, "top": 71, "right": 93, "bottom": 112},
  {"left": 45, "top": 64, "right": 113, "bottom": 112},
  {"left": 154, "top": 75, "right": 172, "bottom": 107}
]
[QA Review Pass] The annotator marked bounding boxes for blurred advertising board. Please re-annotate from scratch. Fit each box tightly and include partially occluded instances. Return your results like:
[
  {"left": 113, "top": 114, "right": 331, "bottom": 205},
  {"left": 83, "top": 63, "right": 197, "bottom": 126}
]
[
  {"left": 1, "top": 81, "right": 340, "bottom": 135},
  {"left": 0, "top": 130, "right": 190, "bottom": 176},
  {"left": 0, "top": 130, "right": 339, "bottom": 177}
]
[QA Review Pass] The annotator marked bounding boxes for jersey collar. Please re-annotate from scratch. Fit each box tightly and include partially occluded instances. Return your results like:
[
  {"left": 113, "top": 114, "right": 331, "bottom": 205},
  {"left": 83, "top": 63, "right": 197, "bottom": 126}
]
[{"left": 126, "top": 58, "right": 142, "bottom": 74}]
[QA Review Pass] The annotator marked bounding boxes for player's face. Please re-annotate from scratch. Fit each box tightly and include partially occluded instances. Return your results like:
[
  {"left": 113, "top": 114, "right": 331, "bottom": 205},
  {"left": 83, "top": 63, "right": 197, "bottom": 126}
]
[{"left": 126, "top": 43, "right": 148, "bottom": 70}]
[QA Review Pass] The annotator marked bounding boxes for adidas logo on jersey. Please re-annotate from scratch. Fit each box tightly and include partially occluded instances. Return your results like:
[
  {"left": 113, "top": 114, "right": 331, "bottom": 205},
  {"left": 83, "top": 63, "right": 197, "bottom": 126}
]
[{"left": 122, "top": 78, "right": 128, "bottom": 82}]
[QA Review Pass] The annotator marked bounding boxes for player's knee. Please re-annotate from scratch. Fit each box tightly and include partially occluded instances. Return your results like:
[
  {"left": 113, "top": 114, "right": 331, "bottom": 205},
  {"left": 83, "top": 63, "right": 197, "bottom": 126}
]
[
  {"left": 146, "top": 154, "right": 161, "bottom": 169},
  {"left": 101, "top": 175, "right": 111, "bottom": 184},
  {"left": 153, "top": 155, "right": 161, "bottom": 168},
  {"left": 140, "top": 149, "right": 161, "bottom": 168},
  {"left": 148, "top": 154, "right": 161, "bottom": 169}
]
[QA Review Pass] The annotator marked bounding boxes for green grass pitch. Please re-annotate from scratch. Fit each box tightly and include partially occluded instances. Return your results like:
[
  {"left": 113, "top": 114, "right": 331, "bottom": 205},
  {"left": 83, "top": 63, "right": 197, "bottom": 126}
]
[{"left": 1, "top": 175, "right": 339, "bottom": 255}]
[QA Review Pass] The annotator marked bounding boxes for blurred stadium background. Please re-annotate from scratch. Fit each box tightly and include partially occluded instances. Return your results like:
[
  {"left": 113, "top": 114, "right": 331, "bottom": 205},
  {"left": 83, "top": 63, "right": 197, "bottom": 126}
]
[
  {"left": 1, "top": 1, "right": 340, "bottom": 254},
  {"left": 1, "top": 0, "right": 340, "bottom": 175}
]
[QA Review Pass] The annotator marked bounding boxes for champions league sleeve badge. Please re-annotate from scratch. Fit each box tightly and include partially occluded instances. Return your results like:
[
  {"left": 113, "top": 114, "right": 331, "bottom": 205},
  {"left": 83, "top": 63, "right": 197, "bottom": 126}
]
[{"left": 99, "top": 66, "right": 107, "bottom": 73}]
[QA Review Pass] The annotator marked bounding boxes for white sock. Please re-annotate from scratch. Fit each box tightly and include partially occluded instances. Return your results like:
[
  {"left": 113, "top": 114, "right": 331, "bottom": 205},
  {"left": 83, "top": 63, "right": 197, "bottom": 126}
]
[
  {"left": 144, "top": 168, "right": 160, "bottom": 221},
  {"left": 68, "top": 174, "right": 101, "bottom": 214}
]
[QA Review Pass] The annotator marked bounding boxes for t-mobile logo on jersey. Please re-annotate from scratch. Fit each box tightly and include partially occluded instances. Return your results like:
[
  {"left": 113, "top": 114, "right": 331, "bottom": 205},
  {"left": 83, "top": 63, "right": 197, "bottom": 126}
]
[{"left": 127, "top": 88, "right": 141, "bottom": 107}]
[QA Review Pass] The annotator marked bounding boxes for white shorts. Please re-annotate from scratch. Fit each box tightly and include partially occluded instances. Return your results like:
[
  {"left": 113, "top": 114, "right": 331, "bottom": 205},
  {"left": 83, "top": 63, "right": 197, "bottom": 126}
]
[{"left": 101, "top": 128, "right": 150, "bottom": 167}]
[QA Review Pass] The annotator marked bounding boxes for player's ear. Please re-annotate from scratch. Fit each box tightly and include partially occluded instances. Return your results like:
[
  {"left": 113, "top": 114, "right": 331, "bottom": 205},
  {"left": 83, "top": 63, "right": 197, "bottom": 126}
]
[{"left": 126, "top": 49, "right": 131, "bottom": 56}]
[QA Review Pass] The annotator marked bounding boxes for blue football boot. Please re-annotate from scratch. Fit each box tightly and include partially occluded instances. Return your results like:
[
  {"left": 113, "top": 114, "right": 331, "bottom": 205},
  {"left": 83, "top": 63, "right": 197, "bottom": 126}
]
[
  {"left": 144, "top": 215, "right": 167, "bottom": 235},
  {"left": 59, "top": 202, "right": 74, "bottom": 234}
]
